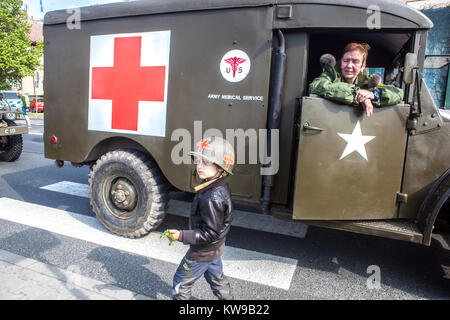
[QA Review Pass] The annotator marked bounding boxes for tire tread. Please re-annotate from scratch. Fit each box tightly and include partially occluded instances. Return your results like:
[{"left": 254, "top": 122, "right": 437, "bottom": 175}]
[{"left": 89, "top": 149, "right": 168, "bottom": 238}]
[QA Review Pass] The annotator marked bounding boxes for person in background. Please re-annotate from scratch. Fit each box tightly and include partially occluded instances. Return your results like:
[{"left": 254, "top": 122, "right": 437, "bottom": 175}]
[{"left": 17, "top": 88, "right": 31, "bottom": 127}]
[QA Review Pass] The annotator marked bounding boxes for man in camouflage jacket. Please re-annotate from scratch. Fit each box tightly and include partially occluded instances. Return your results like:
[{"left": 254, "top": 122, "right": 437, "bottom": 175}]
[
  {"left": 309, "top": 44, "right": 403, "bottom": 116},
  {"left": 309, "top": 63, "right": 403, "bottom": 107}
]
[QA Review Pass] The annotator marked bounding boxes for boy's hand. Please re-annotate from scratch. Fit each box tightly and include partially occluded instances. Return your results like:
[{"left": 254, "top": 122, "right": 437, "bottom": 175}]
[
  {"left": 160, "top": 229, "right": 180, "bottom": 245},
  {"left": 167, "top": 229, "right": 180, "bottom": 241}
]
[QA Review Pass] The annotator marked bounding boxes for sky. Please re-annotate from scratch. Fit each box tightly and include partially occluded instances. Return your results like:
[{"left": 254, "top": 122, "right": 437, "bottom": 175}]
[{"left": 23, "top": 0, "right": 129, "bottom": 20}]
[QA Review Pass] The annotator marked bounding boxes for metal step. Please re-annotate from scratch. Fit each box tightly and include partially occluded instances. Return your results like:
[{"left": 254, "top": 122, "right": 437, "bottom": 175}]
[{"left": 304, "top": 219, "right": 424, "bottom": 244}]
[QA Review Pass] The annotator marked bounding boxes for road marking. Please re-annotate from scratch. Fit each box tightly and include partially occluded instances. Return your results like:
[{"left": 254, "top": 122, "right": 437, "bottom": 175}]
[
  {"left": 0, "top": 248, "right": 152, "bottom": 300},
  {"left": 40, "top": 181, "right": 308, "bottom": 238},
  {"left": 41, "top": 181, "right": 89, "bottom": 198},
  {"left": 0, "top": 197, "right": 298, "bottom": 290}
]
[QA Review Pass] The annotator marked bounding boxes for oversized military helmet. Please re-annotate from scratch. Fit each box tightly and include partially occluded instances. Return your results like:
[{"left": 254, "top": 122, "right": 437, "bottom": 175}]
[{"left": 190, "top": 136, "right": 235, "bottom": 175}]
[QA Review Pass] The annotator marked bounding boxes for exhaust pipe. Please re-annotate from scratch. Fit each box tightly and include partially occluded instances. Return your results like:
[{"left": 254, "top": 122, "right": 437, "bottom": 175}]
[{"left": 261, "top": 30, "right": 286, "bottom": 214}]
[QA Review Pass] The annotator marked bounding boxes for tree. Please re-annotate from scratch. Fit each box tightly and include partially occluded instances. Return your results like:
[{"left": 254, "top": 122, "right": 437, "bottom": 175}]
[{"left": 0, "top": 0, "right": 42, "bottom": 90}]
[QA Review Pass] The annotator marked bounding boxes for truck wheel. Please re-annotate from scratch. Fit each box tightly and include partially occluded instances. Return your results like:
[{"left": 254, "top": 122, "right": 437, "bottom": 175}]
[
  {"left": 0, "top": 120, "right": 23, "bottom": 162},
  {"left": 89, "top": 149, "right": 168, "bottom": 238}
]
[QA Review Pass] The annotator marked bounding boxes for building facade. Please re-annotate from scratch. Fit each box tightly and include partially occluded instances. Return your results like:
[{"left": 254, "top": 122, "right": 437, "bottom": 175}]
[{"left": 21, "top": 19, "right": 44, "bottom": 97}]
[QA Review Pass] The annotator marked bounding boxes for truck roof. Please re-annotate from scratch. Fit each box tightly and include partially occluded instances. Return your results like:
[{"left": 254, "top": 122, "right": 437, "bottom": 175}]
[{"left": 44, "top": 0, "right": 433, "bottom": 29}]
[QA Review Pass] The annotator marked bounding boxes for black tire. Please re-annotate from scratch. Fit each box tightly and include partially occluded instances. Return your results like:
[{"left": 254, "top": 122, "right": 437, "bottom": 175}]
[
  {"left": 89, "top": 149, "right": 168, "bottom": 238},
  {"left": 0, "top": 120, "right": 23, "bottom": 162}
]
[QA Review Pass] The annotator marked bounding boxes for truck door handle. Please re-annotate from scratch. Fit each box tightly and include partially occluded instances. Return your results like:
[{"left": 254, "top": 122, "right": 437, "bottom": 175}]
[{"left": 303, "top": 121, "right": 324, "bottom": 132}]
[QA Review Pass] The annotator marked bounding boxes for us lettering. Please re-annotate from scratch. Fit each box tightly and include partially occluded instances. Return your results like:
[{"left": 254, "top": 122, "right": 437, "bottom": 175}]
[{"left": 225, "top": 67, "right": 244, "bottom": 74}]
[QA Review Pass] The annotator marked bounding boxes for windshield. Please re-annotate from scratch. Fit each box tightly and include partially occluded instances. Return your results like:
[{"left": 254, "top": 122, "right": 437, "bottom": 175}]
[{"left": 3, "top": 92, "right": 19, "bottom": 100}]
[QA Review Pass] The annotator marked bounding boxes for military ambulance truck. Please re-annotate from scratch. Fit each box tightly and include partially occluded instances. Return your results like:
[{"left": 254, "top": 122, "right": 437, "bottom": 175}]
[
  {"left": 0, "top": 93, "right": 27, "bottom": 162},
  {"left": 43, "top": 0, "right": 449, "bottom": 245}
]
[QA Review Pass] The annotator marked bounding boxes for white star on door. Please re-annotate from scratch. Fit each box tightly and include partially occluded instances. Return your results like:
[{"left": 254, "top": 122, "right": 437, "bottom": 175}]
[{"left": 337, "top": 121, "right": 375, "bottom": 161}]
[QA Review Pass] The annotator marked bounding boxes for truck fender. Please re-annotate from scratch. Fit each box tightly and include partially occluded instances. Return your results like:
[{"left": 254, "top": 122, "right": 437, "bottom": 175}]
[
  {"left": 86, "top": 136, "right": 148, "bottom": 163},
  {"left": 417, "top": 168, "right": 450, "bottom": 246},
  {"left": 85, "top": 137, "right": 175, "bottom": 192}
]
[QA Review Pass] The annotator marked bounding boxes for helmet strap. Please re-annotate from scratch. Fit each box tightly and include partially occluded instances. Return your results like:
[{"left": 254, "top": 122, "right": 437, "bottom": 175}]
[{"left": 194, "top": 171, "right": 227, "bottom": 192}]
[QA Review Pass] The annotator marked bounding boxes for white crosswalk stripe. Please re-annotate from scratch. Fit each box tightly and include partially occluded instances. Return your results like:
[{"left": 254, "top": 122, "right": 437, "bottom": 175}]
[
  {"left": 40, "top": 181, "right": 308, "bottom": 239},
  {"left": 0, "top": 197, "right": 298, "bottom": 290}
]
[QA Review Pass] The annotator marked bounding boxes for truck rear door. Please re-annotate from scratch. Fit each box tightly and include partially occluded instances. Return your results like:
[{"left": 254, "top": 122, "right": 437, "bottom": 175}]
[{"left": 293, "top": 96, "right": 409, "bottom": 220}]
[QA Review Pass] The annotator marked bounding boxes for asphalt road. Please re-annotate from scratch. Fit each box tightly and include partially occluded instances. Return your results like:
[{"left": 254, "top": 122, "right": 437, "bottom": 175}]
[{"left": 0, "top": 117, "right": 449, "bottom": 300}]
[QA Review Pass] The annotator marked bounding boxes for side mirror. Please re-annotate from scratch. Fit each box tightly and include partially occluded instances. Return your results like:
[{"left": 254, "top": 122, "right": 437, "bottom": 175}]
[{"left": 403, "top": 53, "right": 417, "bottom": 85}]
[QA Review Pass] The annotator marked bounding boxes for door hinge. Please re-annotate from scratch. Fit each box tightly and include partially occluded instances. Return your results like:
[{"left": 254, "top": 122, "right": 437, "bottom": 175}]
[
  {"left": 406, "top": 118, "right": 417, "bottom": 130},
  {"left": 396, "top": 192, "right": 408, "bottom": 204}
]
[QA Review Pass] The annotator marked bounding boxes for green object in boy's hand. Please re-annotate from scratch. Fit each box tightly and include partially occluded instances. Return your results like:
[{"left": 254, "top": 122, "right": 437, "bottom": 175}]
[{"left": 160, "top": 229, "right": 175, "bottom": 246}]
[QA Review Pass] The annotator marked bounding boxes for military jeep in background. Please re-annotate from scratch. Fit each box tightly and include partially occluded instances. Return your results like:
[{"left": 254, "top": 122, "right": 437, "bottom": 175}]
[
  {"left": 0, "top": 93, "right": 28, "bottom": 162},
  {"left": 43, "top": 0, "right": 449, "bottom": 246}
]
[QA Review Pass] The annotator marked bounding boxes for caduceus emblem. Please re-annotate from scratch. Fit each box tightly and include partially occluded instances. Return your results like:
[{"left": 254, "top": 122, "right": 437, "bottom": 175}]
[{"left": 224, "top": 57, "right": 247, "bottom": 78}]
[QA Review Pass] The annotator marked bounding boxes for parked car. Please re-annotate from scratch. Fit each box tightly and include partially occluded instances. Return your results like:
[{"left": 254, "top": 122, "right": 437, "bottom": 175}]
[
  {"left": 30, "top": 97, "right": 44, "bottom": 113},
  {"left": 1, "top": 91, "right": 22, "bottom": 109}
]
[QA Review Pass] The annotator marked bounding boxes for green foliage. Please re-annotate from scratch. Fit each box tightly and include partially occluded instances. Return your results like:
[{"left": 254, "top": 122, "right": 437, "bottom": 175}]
[{"left": 0, "top": 0, "right": 43, "bottom": 90}]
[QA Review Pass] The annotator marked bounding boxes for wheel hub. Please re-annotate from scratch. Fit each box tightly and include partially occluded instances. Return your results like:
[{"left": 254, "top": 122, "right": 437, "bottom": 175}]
[{"left": 110, "top": 178, "right": 137, "bottom": 212}]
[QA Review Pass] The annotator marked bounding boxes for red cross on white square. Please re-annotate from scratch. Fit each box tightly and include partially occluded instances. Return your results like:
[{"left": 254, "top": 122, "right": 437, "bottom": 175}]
[{"left": 88, "top": 31, "right": 170, "bottom": 136}]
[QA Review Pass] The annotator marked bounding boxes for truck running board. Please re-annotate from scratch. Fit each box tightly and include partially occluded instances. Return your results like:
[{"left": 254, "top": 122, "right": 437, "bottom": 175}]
[{"left": 304, "top": 219, "right": 423, "bottom": 244}]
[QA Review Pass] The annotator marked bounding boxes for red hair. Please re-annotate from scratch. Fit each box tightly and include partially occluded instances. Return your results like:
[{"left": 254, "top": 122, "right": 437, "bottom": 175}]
[{"left": 342, "top": 43, "right": 371, "bottom": 64}]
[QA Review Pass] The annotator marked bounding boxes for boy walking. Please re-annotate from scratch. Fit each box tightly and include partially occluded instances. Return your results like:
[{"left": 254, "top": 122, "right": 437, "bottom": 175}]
[{"left": 167, "top": 136, "right": 234, "bottom": 300}]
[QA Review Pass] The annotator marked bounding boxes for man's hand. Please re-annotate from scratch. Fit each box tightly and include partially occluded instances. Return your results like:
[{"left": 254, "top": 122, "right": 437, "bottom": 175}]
[
  {"left": 357, "top": 89, "right": 375, "bottom": 103},
  {"left": 361, "top": 99, "right": 374, "bottom": 117}
]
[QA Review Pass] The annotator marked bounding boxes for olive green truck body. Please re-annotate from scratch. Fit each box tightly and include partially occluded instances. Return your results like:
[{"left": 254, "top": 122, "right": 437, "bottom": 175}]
[{"left": 43, "top": 0, "right": 449, "bottom": 244}]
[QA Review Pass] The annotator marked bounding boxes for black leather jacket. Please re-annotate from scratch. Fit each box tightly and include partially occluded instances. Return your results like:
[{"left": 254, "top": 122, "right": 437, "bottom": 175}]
[{"left": 180, "top": 175, "right": 234, "bottom": 261}]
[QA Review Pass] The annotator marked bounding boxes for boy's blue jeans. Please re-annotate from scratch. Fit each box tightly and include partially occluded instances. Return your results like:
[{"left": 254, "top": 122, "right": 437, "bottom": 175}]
[{"left": 172, "top": 254, "right": 233, "bottom": 300}]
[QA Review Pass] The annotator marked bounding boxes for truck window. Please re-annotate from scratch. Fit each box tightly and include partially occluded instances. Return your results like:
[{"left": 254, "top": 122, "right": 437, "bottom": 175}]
[
  {"left": 306, "top": 32, "right": 413, "bottom": 96},
  {"left": 4, "top": 92, "right": 19, "bottom": 100}
]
